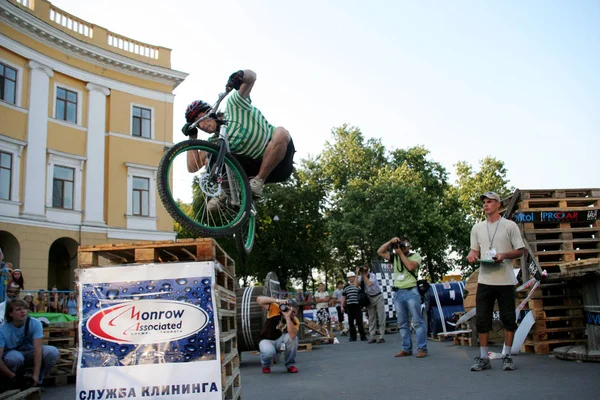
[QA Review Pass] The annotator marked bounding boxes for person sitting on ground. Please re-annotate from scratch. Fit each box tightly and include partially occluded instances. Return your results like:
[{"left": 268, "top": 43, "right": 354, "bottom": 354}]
[
  {"left": 6, "top": 268, "right": 24, "bottom": 300},
  {"left": 182, "top": 69, "right": 296, "bottom": 209},
  {"left": 0, "top": 299, "right": 59, "bottom": 388},
  {"left": 256, "top": 296, "right": 299, "bottom": 374}
]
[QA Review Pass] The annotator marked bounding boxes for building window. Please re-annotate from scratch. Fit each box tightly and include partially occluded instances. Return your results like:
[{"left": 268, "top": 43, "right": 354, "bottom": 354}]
[
  {"left": 0, "top": 151, "right": 12, "bottom": 200},
  {"left": 52, "top": 165, "right": 75, "bottom": 209},
  {"left": 132, "top": 176, "right": 149, "bottom": 216},
  {"left": 55, "top": 87, "right": 78, "bottom": 123},
  {"left": 0, "top": 62, "right": 17, "bottom": 105},
  {"left": 132, "top": 106, "right": 151, "bottom": 138}
]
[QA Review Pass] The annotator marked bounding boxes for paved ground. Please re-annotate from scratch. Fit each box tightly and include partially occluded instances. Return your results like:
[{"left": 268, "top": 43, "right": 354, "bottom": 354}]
[{"left": 41, "top": 332, "right": 599, "bottom": 399}]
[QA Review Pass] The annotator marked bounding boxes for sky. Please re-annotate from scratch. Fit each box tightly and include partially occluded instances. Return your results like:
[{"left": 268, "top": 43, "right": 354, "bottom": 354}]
[{"left": 51, "top": 0, "right": 600, "bottom": 191}]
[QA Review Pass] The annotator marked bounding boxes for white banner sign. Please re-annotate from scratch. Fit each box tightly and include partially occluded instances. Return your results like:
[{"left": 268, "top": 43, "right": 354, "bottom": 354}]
[{"left": 76, "top": 262, "right": 222, "bottom": 399}]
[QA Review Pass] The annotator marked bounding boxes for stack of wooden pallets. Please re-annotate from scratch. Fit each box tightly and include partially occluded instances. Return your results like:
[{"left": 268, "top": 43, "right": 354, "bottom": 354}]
[
  {"left": 43, "top": 323, "right": 76, "bottom": 349},
  {"left": 78, "top": 238, "right": 241, "bottom": 400},
  {"left": 507, "top": 188, "right": 600, "bottom": 354}
]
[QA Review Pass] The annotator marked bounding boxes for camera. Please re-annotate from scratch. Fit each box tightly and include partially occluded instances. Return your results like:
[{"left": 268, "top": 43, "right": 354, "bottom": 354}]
[
  {"left": 358, "top": 265, "right": 368, "bottom": 275},
  {"left": 279, "top": 298, "right": 297, "bottom": 313},
  {"left": 392, "top": 241, "right": 409, "bottom": 250}
]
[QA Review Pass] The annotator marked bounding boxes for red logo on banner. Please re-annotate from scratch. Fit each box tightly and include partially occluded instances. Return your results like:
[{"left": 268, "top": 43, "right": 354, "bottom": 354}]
[{"left": 87, "top": 300, "right": 209, "bottom": 344}]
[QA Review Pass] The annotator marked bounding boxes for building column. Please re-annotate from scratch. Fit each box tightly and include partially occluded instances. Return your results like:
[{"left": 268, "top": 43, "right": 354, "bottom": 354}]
[
  {"left": 83, "top": 83, "right": 110, "bottom": 225},
  {"left": 22, "top": 60, "right": 53, "bottom": 219}
]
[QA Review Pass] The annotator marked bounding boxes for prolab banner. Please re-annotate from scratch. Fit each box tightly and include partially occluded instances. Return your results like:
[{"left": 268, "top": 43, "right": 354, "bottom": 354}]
[{"left": 76, "top": 262, "right": 222, "bottom": 399}]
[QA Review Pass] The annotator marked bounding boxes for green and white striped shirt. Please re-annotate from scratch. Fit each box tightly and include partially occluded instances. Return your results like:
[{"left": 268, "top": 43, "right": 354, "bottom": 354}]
[{"left": 224, "top": 90, "right": 274, "bottom": 159}]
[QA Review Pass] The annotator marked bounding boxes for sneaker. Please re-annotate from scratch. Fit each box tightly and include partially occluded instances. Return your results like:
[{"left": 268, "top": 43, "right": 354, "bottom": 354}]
[
  {"left": 368, "top": 339, "right": 377, "bottom": 344},
  {"left": 349, "top": 338, "right": 356, "bottom": 342},
  {"left": 377, "top": 338, "right": 385, "bottom": 343},
  {"left": 249, "top": 177, "right": 265, "bottom": 198},
  {"left": 287, "top": 366, "right": 298, "bottom": 373},
  {"left": 207, "top": 192, "right": 229, "bottom": 213},
  {"left": 394, "top": 350, "right": 413, "bottom": 357},
  {"left": 502, "top": 355, "right": 515, "bottom": 371},
  {"left": 416, "top": 350, "right": 428, "bottom": 358},
  {"left": 470, "top": 357, "right": 491, "bottom": 371},
  {"left": 262, "top": 367, "right": 271, "bottom": 374}
]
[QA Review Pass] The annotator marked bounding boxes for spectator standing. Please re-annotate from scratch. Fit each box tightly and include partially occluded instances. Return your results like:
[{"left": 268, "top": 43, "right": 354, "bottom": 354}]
[
  {"left": 314, "top": 283, "right": 331, "bottom": 333},
  {"left": 65, "top": 293, "right": 77, "bottom": 316},
  {"left": 332, "top": 281, "right": 345, "bottom": 332},
  {"left": 0, "top": 248, "right": 10, "bottom": 303},
  {"left": 467, "top": 192, "right": 525, "bottom": 372},
  {"left": 47, "top": 287, "right": 61, "bottom": 313},
  {"left": 6, "top": 269, "right": 24, "bottom": 300},
  {"left": 33, "top": 291, "right": 47, "bottom": 313},
  {"left": 378, "top": 236, "right": 428, "bottom": 358},
  {"left": 357, "top": 265, "right": 386, "bottom": 344},
  {"left": 341, "top": 272, "right": 366, "bottom": 342},
  {"left": 23, "top": 295, "right": 35, "bottom": 312}
]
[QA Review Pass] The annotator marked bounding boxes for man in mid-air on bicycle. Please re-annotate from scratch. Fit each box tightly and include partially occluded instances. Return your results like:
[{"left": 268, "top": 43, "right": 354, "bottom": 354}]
[{"left": 182, "top": 69, "right": 295, "bottom": 210}]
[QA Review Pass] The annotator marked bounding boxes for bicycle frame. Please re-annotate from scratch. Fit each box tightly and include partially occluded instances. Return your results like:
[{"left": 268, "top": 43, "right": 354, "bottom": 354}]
[{"left": 187, "top": 91, "right": 243, "bottom": 206}]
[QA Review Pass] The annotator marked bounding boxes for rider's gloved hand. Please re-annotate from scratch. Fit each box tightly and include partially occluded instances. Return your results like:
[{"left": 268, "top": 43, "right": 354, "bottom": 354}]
[
  {"left": 181, "top": 122, "right": 197, "bottom": 137},
  {"left": 226, "top": 70, "right": 244, "bottom": 92}
]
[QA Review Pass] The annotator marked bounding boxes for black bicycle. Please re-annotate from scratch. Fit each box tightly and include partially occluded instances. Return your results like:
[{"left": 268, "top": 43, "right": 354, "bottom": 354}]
[{"left": 157, "top": 90, "right": 256, "bottom": 254}]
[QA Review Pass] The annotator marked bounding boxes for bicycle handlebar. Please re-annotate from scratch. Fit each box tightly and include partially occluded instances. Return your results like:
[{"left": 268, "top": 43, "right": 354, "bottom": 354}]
[{"left": 188, "top": 89, "right": 231, "bottom": 130}]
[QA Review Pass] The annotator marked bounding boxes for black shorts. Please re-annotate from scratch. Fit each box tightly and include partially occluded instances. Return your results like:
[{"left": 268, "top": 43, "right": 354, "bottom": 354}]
[
  {"left": 475, "top": 283, "right": 517, "bottom": 333},
  {"left": 234, "top": 138, "right": 296, "bottom": 184}
]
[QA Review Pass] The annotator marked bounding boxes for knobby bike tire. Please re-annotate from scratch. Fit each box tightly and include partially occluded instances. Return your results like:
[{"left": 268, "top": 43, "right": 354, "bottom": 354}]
[
  {"left": 157, "top": 139, "right": 251, "bottom": 237},
  {"left": 235, "top": 205, "right": 256, "bottom": 254}
]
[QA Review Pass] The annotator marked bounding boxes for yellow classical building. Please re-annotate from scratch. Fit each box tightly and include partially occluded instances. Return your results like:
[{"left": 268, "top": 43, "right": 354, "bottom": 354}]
[{"left": 0, "top": 0, "right": 187, "bottom": 290}]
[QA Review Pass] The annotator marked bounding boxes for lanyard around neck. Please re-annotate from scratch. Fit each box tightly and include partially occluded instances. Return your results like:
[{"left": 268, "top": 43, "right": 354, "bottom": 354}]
[{"left": 486, "top": 217, "right": 502, "bottom": 249}]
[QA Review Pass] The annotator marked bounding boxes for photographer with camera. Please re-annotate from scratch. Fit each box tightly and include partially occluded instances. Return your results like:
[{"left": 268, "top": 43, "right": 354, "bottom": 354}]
[
  {"left": 0, "top": 299, "right": 59, "bottom": 389},
  {"left": 356, "top": 265, "right": 386, "bottom": 343},
  {"left": 256, "top": 296, "right": 300, "bottom": 374},
  {"left": 378, "top": 236, "right": 428, "bottom": 358}
]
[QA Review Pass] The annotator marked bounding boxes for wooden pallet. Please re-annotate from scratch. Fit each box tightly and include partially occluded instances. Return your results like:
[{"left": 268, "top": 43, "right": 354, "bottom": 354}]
[
  {"left": 385, "top": 322, "right": 399, "bottom": 334},
  {"left": 522, "top": 338, "right": 588, "bottom": 354},
  {"left": 0, "top": 387, "right": 41, "bottom": 400},
  {"left": 78, "top": 238, "right": 240, "bottom": 400},
  {"left": 519, "top": 188, "right": 600, "bottom": 200},
  {"left": 44, "top": 337, "right": 75, "bottom": 347},
  {"left": 428, "top": 333, "right": 453, "bottom": 342},
  {"left": 44, "top": 327, "right": 76, "bottom": 339},
  {"left": 559, "top": 258, "right": 600, "bottom": 277},
  {"left": 297, "top": 343, "right": 313, "bottom": 352},
  {"left": 78, "top": 238, "right": 235, "bottom": 278}
]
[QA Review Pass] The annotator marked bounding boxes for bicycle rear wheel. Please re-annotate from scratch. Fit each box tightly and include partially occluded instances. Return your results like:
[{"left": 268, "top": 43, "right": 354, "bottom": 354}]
[{"left": 157, "top": 139, "right": 251, "bottom": 237}]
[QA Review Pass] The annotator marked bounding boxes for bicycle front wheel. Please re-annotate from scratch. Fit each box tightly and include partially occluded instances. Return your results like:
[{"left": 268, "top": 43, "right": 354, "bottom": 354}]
[
  {"left": 235, "top": 204, "right": 256, "bottom": 254},
  {"left": 157, "top": 140, "right": 252, "bottom": 237}
]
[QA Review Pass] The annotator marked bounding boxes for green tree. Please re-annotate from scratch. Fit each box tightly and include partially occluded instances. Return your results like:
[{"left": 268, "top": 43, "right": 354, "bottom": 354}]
[
  {"left": 453, "top": 157, "right": 514, "bottom": 223},
  {"left": 451, "top": 156, "right": 514, "bottom": 275}
]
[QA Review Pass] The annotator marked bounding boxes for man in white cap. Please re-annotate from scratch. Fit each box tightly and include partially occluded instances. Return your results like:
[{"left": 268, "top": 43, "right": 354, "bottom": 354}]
[
  {"left": 341, "top": 272, "right": 366, "bottom": 342},
  {"left": 467, "top": 191, "right": 524, "bottom": 372}
]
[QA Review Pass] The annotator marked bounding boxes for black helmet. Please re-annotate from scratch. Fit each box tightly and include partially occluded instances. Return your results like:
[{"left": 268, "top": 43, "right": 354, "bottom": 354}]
[{"left": 185, "top": 100, "right": 211, "bottom": 123}]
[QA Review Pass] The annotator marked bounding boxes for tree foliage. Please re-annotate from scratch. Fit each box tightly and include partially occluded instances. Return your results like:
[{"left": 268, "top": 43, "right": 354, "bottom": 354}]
[{"left": 171, "top": 127, "right": 514, "bottom": 287}]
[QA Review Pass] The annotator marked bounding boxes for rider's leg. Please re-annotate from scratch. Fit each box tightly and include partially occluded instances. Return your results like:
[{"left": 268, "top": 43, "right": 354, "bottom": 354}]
[{"left": 256, "top": 127, "right": 290, "bottom": 182}]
